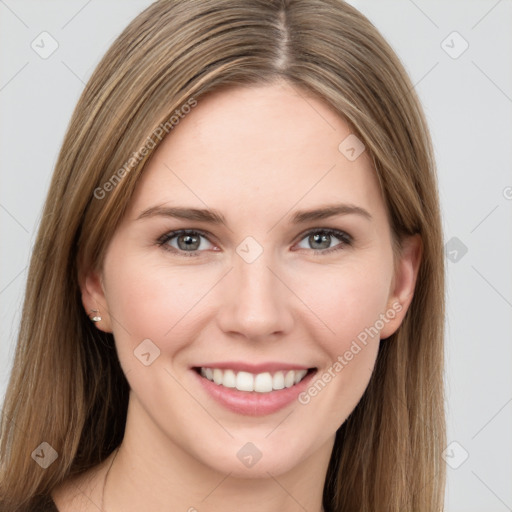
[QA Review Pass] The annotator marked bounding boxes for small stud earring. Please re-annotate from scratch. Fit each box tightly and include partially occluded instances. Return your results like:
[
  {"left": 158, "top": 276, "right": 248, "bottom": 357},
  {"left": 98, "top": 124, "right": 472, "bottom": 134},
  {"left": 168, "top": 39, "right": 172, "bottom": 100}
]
[{"left": 89, "top": 309, "right": 102, "bottom": 322}]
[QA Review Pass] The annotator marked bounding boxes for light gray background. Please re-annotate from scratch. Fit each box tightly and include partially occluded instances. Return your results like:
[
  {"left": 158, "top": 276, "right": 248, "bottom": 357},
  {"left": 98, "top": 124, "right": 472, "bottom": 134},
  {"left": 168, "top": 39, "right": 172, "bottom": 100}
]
[{"left": 1, "top": 1, "right": 511, "bottom": 510}]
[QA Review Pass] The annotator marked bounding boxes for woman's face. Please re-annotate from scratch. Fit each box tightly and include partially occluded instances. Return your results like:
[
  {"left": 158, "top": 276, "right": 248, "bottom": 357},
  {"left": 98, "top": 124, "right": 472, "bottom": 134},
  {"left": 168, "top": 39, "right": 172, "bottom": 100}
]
[{"left": 83, "top": 81, "right": 419, "bottom": 477}]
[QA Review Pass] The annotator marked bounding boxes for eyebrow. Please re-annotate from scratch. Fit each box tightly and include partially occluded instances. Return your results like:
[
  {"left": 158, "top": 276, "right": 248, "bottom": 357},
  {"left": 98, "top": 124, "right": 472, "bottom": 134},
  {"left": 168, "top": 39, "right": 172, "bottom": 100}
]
[{"left": 136, "top": 203, "right": 372, "bottom": 224}]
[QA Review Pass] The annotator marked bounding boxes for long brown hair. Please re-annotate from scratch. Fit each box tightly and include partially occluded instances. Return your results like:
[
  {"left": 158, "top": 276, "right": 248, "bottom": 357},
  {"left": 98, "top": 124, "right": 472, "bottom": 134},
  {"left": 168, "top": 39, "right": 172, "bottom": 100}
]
[{"left": 0, "top": 1, "right": 445, "bottom": 510}]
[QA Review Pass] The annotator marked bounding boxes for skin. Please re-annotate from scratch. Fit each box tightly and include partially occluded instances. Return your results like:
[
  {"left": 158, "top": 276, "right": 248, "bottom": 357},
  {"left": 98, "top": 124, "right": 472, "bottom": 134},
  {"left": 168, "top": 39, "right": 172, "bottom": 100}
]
[{"left": 53, "top": 80, "right": 421, "bottom": 512}]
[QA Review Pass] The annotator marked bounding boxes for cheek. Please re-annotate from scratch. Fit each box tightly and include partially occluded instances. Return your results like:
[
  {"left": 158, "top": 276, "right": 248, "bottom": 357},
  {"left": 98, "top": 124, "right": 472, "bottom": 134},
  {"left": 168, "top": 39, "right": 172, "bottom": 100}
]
[
  {"left": 291, "top": 257, "right": 392, "bottom": 351},
  {"left": 290, "top": 256, "right": 392, "bottom": 421},
  {"left": 103, "top": 252, "right": 213, "bottom": 360}
]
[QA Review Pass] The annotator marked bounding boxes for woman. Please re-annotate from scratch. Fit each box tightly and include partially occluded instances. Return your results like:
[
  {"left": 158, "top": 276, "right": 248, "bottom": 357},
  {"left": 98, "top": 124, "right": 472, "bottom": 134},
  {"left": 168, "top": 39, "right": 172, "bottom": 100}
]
[{"left": 0, "top": 0, "right": 446, "bottom": 510}]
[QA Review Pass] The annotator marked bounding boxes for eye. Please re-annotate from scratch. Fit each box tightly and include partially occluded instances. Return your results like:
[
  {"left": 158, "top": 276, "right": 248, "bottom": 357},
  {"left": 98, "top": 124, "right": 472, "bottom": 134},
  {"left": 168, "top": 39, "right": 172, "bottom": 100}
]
[
  {"left": 157, "top": 229, "right": 216, "bottom": 257},
  {"left": 157, "top": 228, "right": 353, "bottom": 257},
  {"left": 294, "top": 228, "right": 353, "bottom": 255}
]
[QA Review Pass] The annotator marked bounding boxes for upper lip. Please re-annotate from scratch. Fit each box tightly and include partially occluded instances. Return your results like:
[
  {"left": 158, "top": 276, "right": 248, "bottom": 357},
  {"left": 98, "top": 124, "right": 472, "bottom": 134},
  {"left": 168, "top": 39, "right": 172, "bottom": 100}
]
[{"left": 193, "top": 361, "right": 314, "bottom": 373}]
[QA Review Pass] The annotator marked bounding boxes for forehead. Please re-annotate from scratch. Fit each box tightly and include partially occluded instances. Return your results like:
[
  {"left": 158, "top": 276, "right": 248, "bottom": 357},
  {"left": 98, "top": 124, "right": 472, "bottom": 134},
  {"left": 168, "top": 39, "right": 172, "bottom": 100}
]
[{"left": 127, "top": 82, "right": 385, "bottom": 224}]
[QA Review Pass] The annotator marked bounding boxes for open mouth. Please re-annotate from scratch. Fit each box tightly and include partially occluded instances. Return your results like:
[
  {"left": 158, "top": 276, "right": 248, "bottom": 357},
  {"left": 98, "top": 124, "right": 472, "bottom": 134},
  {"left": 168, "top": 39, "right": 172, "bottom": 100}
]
[{"left": 193, "top": 367, "right": 317, "bottom": 393}]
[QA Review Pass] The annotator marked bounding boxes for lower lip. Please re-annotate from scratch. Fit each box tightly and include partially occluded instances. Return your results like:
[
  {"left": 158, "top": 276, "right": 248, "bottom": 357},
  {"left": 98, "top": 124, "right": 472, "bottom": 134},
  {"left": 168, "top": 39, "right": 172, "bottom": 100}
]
[{"left": 192, "top": 369, "right": 317, "bottom": 416}]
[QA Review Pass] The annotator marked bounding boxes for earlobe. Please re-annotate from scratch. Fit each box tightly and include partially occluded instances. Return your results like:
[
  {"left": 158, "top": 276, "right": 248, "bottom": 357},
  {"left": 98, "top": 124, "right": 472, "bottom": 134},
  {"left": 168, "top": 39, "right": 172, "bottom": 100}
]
[
  {"left": 79, "top": 268, "right": 113, "bottom": 333},
  {"left": 380, "top": 234, "right": 422, "bottom": 340}
]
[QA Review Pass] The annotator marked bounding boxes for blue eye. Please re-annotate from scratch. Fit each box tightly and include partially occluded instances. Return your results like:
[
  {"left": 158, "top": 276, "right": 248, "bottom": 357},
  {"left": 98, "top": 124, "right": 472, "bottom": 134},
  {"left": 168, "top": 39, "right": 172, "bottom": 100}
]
[{"left": 157, "top": 228, "right": 353, "bottom": 257}]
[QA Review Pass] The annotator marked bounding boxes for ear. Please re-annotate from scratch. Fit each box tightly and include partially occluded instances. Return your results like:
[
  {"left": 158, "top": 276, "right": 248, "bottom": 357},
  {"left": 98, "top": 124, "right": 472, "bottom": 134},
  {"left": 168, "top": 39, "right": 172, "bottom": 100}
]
[
  {"left": 78, "top": 267, "right": 113, "bottom": 333},
  {"left": 379, "top": 234, "right": 422, "bottom": 340}
]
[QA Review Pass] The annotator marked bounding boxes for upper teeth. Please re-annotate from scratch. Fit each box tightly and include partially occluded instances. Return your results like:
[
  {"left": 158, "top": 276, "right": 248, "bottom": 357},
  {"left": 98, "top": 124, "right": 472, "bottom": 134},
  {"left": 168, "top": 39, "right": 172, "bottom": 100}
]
[{"left": 200, "top": 368, "right": 308, "bottom": 393}]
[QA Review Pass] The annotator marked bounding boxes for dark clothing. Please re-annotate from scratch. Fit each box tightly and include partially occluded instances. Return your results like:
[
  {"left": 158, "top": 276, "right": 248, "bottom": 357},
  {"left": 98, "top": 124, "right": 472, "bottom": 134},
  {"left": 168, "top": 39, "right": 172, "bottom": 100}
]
[{"left": 32, "top": 495, "right": 59, "bottom": 511}]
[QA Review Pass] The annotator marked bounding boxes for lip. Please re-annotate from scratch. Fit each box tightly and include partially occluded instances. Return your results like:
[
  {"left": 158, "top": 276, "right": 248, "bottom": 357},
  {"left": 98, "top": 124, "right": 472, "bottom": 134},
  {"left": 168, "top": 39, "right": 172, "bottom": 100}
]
[
  {"left": 193, "top": 361, "right": 310, "bottom": 373},
  {"left": 191, "top": 365, "right": 317, "bottom": 416}
]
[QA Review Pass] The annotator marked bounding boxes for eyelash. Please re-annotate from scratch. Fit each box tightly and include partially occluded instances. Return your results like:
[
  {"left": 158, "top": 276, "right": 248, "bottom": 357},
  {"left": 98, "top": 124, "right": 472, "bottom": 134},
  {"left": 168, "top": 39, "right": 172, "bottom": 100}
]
[{"left": 156, "top": 228, "right": 353, "bottom": 258}]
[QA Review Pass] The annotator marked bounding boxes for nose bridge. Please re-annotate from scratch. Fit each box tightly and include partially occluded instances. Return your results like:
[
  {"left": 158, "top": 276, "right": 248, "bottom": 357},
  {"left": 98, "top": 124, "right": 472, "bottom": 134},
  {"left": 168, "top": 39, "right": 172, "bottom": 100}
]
[
  {"left": 237, "top": 248, "right": 276, "bottom": 298},
  {"left": 216, "top": 240, "right": 294, "bottom": 339}
]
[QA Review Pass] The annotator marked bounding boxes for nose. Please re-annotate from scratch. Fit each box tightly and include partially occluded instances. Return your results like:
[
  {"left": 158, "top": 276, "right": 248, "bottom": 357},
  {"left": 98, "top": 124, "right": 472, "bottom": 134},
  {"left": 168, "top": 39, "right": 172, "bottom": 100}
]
[{"left": 216, "top": 249, "right": 295, "bottom": 341}]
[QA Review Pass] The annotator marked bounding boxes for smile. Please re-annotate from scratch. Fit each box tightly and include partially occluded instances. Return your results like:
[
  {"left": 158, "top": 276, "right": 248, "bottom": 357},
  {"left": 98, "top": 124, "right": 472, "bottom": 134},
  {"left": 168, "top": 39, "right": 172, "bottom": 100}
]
[{"left": 192, "top": 362, "right": 318, "bottom": 416}]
